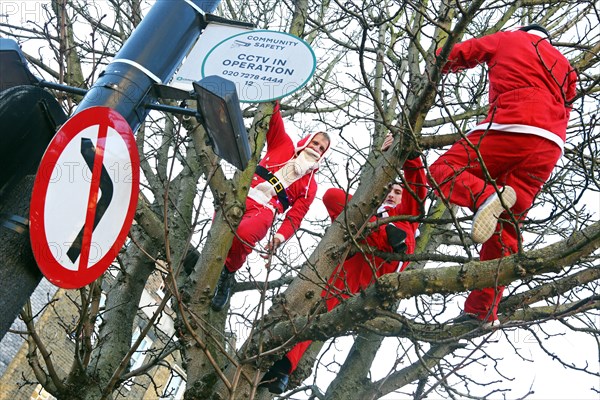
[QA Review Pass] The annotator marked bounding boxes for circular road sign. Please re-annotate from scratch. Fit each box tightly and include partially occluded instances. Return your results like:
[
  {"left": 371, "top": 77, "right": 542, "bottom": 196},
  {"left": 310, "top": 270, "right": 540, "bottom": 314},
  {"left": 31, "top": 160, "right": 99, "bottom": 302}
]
[
  {"left": 202, "top": 29, "right": 317, "bottom": 102},
  {"left": 29, "top": 106, "right": 140, "bottom": 289}
]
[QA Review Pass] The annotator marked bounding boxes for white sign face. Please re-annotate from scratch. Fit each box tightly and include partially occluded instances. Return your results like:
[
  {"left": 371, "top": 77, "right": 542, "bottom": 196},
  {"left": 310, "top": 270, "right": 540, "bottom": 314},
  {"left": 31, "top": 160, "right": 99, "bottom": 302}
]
[
  {"left": 202, "top": 30, "right": 316, "bottom": 102},
  {"left": 29, "top": 107, "right": 140, "bottom": 289},
  {"left": 171, "top": 23, "right": 253, "bottom": 91},
  {"left": 43, "top": 126, "right": 133, "bottom": 271}
]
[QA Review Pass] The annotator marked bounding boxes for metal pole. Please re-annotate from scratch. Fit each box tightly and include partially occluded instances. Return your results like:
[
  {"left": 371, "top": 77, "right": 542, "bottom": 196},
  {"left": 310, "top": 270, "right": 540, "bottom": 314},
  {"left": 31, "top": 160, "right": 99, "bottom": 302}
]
[
  {"left": 75, "top": 0, "right": 221, "bottom": 132},
  {"left": 0, "top": 0, "right": 222, "bottom": 341}
]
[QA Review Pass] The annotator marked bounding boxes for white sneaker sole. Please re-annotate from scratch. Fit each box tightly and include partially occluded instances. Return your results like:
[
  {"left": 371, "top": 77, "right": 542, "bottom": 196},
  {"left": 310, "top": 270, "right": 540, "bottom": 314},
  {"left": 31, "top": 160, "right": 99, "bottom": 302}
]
[{"left": 471, "top": 186, "right": 517, "bottom": 243}]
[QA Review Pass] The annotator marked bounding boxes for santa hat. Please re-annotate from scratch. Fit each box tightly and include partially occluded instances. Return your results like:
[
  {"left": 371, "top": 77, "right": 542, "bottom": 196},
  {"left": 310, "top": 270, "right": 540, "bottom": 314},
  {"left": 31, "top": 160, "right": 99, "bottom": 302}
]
[{"left": 295, "top": 131, "right": 332, "bottom": 160}]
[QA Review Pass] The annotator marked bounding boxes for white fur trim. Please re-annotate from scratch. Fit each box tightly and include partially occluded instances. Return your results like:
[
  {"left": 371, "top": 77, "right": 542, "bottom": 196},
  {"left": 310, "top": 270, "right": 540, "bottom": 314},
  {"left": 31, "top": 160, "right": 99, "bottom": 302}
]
[
  {"left": 247, "top": 187, "right": 276, "bottom": 212},
  {"left": 469, "top": 122, "right": 564, "bottom": 152},
  {"left": 274, "top": 233, "right": 286, "bottom": 243},
  {"left": 254, "top": 181, "right": 276, "bottom": 198},
  {"left": 376, "top": 205, "right": 389, "bottom": 217}
]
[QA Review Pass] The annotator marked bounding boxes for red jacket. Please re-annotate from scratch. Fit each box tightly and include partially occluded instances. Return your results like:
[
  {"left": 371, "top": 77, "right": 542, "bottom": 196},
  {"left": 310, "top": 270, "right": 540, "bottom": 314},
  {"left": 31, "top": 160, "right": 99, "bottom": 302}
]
[
  {"left": 373, "top": 157, "right": 427, "bottom": 271},
  {"left": 252, "top": 103, "right": 330, "bottom": 241},
  {"left": 438, "top": 30, "right": 577, "bottom": 149},
  {"left": 324, "top": 157, "right": 427, "bottom": 272}
]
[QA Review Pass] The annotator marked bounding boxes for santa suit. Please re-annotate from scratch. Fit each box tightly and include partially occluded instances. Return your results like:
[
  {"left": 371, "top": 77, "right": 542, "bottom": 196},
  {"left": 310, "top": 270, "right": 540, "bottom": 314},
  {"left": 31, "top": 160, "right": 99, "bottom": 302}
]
[
  {"left": 224, "top": 103, "right": 330, "bottom": 273},
  {"left": 429, "top": 29, "right": 577, "bottom": 321},
  {"left": 285, "top": 157, "right": 427, "bottom": 373}
]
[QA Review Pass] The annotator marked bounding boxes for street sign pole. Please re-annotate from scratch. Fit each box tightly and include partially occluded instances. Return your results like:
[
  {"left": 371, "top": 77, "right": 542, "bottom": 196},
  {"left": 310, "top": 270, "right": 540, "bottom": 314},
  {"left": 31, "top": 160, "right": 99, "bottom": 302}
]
[
  {"left": 29, "top": 107, "right": 141, "bottom": 289},
  {"left": 76, "top": 0, "right": 221, "bottom": 132},
  {"left": 0, "top": 0, "right": 222, "bottom": 340}
]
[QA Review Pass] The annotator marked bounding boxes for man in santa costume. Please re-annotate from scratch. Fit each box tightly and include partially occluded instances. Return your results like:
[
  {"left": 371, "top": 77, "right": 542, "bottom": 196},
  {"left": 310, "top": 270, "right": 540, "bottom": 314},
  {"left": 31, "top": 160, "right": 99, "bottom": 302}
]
[
  {"left": 210, "top": 102, "right": 331, "bottom": 311},
  {"left": 260, "top": 134, "right": 427, "bottom": 394},
  {"left": 429, "top": 24, "right": 577, "bottom": 326}
]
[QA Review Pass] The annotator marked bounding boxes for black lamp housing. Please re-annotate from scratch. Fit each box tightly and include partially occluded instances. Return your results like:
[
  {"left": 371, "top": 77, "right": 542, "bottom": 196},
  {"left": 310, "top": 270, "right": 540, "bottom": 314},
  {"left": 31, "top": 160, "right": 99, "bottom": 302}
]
[
  {"left": 0, "top": 38, "right": 39, "bottom": 92},
  {"left": 0, "top": 39, "right": 67, "bottom": 197},
  {"left": 193, "top": 75, "right": 251, "bottom": 171}
]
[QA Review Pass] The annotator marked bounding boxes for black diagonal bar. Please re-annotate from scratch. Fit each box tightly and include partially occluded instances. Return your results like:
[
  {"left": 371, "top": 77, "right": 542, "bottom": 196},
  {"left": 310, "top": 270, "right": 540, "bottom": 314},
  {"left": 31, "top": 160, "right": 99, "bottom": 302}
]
[
  {"left": 66, "top": 138, "right": 114, "bottom": 263},
  {"left": 0, "top": 0, "right": 222, "bottom": 340}
]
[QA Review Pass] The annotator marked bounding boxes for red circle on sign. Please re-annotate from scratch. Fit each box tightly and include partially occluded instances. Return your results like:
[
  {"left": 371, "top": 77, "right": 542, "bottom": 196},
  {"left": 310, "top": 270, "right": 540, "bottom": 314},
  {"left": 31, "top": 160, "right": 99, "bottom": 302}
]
[{"left": 29, "top": 106, "right": 140, "bottom": 289}]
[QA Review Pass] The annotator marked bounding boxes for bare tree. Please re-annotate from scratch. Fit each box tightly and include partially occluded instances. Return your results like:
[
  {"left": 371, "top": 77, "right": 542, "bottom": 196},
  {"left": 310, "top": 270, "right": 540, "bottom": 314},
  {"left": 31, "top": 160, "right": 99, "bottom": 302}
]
[{"left": 0, "top": 1, "right": 598, "bottom": 400}]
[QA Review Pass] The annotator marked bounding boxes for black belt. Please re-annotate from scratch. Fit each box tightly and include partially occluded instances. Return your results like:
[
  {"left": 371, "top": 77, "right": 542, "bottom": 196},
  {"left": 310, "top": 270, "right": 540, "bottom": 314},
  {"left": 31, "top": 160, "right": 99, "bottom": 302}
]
[{"left": 255, "top": 165, "right": 290, "bottom": 211}]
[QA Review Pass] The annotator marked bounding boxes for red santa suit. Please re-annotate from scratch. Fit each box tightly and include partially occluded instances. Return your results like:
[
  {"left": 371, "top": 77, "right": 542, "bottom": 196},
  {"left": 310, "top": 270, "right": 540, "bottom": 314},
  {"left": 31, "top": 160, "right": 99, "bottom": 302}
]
[
  {"left": 224, "top": 103, "right": 330, "bottom": 273},
  {"left": 285, "top": 157, "right": 427, "bottom": 373},
  {"left": 429, "top": 28, "right": 577, "bottom": 321}
]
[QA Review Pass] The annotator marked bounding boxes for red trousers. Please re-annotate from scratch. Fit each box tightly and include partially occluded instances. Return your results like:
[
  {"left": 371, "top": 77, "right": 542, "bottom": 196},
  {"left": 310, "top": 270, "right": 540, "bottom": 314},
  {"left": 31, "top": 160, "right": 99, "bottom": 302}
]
[
  {"left": 285, "top": 189, "right": 408, "bottom": 373},
  {"left": 225, "top": 197, "right": 275, "bottom": 272},
  {"left": 429, "top": 130, "right": 561, "bottom": 321}
]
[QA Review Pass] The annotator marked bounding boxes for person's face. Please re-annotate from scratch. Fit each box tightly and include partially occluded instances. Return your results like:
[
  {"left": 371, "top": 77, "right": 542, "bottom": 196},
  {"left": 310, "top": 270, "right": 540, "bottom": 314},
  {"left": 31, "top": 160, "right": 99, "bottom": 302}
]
[
  {"left": 383, "top": 184, "right": 403, "bottom": 206},
  {"left": 306, "top": 133, "right": 329, "bottom": 156}
]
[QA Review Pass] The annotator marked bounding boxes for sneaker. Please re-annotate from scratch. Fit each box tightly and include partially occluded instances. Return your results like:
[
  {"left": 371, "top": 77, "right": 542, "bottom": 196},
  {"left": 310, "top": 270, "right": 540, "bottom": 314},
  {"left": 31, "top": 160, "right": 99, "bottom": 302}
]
[
  {"left": 259, "top": 358, "right": 291, "bottom": 394},
  {"left": 471, "top": 186, "right": 517, "bottom": 243},
  {"left": 210, "top": 268, "right": 235, "bottom": 311},
  {"left": 385, "top": 224, "right": 408, "bottom": 253}
]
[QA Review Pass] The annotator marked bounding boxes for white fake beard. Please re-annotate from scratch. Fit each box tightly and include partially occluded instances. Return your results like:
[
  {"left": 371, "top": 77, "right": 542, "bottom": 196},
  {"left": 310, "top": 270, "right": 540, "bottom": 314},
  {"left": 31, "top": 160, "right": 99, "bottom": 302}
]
[
  {"left": 253, "top": 148, "right": 321, "bottom": 198},
  {"left": 292, "top": 147, "right": 321, "bottom": 176},
  {"left": 270, "top": 147, "right": 321, "bottom": 190}
]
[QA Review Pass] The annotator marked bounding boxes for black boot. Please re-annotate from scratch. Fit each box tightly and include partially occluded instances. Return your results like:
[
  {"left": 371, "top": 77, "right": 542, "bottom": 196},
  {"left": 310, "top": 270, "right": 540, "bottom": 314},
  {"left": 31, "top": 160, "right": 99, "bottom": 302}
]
[
  {"left": 211, "top": 268, "right": 235, "bottom": 311},
  {"left": 259, "top": 358, "right": 291, "bottom": 394},
  {"left": 386, "top": 223, "right": 408, "bottom": 253}
]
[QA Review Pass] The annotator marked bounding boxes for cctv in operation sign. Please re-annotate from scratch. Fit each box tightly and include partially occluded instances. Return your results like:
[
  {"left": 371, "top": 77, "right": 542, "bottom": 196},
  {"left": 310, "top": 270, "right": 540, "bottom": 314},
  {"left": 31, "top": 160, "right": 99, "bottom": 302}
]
[{"left": 201, "top": 30, "right": 316, "bottom": 102}]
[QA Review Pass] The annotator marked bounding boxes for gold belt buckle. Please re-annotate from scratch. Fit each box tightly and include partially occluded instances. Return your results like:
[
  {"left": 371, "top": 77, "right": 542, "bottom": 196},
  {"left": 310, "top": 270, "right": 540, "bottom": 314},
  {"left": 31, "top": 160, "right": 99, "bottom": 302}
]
[{"left": 269, "top": 177, "right": 284, "bottom": 193}]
